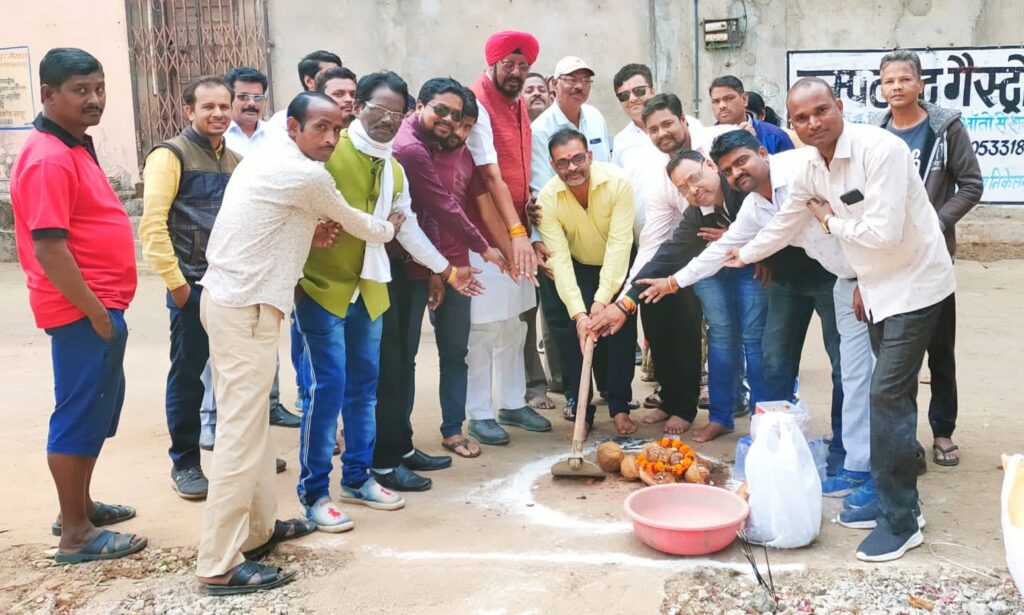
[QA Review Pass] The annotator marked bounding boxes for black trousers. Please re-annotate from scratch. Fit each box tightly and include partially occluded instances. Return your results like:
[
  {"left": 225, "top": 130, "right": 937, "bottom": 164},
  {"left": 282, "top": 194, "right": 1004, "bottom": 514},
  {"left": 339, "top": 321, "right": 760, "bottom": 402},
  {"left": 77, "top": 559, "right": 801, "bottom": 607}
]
[
  {"left": 926, "top": 293, "right": 957, "bottom": 439},
  {"left": 640, "top": 288, "right": 703, "bottom": 421},
  {"left": 867, "top": 298, "right": 944, "bottom": 533},
  {"left": 556, "top": 260, "right": 637, "bottom": 421},
  {"left": 373, "top": 263, "right": 417, "bottom": 469}
]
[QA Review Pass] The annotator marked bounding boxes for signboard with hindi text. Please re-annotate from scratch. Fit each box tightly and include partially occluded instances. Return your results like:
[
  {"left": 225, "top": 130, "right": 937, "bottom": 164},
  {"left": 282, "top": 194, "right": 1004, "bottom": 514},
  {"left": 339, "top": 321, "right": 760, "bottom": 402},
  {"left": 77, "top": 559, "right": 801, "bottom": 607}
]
[
  {"left": 787, "top": 46, "right": 1024, "bottom": 204},
  {"left": 0, "top": 46, "right": 34, "bottom": 131}
]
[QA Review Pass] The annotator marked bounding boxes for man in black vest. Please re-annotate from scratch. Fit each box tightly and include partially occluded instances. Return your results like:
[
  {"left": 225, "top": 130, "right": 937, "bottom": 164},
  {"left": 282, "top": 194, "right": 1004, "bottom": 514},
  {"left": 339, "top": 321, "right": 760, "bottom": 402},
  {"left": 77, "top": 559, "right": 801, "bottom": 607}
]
[{"left": 139, "top": 76, "right": 242, "bottom": 500}]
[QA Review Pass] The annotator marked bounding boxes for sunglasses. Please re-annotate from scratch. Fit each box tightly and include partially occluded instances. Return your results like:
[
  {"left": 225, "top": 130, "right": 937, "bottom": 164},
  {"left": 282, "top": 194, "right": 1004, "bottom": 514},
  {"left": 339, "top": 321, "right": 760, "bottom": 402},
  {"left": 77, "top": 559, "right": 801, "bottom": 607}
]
[
  {"left": 553, "top": 152, "right": 588, "bottom": 170},
  {"left": 236, "top": 94, "right": 267, "bottom": 103},
  {"left": 615, "top": 85, "right": 649, "bottom": 102},
  {"left": 427, "top": 102, "right": 463, "bottom": 122}
]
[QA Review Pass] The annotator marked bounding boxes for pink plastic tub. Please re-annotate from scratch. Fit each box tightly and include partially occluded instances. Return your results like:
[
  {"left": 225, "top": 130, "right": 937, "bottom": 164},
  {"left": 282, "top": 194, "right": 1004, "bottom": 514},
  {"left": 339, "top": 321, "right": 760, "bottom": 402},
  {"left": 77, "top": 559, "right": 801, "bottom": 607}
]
[{"left": 623, "top": 483, "right": 749, "bottom": 555}]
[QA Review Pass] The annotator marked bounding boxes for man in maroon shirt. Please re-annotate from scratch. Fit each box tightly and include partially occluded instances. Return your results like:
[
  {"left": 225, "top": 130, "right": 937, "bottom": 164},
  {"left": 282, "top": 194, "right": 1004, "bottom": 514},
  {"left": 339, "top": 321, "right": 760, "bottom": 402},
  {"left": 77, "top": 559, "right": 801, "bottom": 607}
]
[
  {"left": 10, "top": 48, "right": 146, "bottom": 563},
  {"left": 373, "top": 78, "right": 506, "bottom": 490}
]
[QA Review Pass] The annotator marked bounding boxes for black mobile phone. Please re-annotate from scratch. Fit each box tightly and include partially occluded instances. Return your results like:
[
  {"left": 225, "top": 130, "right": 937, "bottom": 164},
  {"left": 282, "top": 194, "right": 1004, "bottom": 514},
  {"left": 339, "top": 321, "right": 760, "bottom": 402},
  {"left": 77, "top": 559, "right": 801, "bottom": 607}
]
[{"left": 840, "top": 189, "right": 865, "bottom": 205}]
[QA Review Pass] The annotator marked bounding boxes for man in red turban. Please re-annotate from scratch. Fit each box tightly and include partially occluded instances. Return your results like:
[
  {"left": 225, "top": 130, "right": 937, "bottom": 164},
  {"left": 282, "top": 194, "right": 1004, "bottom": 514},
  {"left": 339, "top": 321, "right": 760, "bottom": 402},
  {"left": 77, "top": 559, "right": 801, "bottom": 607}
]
[
  {"left": 463, "top": 30, "right": 559, "bottom": 446},
  {"left": 484, "top": 30, "right": 540, "bottom": 66}
]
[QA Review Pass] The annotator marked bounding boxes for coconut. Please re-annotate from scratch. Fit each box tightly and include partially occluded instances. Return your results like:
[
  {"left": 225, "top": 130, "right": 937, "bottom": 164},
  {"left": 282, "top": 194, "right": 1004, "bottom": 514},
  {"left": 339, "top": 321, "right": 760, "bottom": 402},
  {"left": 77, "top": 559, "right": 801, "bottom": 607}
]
[
  {"left": 596, "top": 441, "right": 624, "bottom": 473},
  {"left": 653, "top": 471, "right": 677, "bottom": 484},
  {"left": 620, "top": 454, "right": 640, "bottom": 480},
  {"left": 643, "top": 444, "right": 672, "bottom": 464},
  {"left": 684, "top": 459, "right": 711, "bottom": 484}
]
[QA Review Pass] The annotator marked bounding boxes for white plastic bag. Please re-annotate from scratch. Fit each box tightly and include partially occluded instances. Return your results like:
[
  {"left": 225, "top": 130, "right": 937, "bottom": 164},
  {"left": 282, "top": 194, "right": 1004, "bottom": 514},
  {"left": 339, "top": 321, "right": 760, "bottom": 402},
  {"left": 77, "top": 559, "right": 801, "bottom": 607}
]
[
  {"left": 745, "top": 412, "right": 822, "bottom": 548},
  {"left": 1001, "top": 453, "right": 1024, "bottom": 593},
  {"left": 751, "top": 399, "right": 813, "bottom": 441}
]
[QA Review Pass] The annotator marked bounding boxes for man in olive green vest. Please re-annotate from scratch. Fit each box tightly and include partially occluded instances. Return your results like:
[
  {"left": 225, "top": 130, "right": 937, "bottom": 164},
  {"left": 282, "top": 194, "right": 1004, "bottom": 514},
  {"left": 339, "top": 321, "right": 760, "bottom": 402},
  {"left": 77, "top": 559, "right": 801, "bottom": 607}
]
[{"left": 292, "top": 72, "right": 481, "bottom": 532}]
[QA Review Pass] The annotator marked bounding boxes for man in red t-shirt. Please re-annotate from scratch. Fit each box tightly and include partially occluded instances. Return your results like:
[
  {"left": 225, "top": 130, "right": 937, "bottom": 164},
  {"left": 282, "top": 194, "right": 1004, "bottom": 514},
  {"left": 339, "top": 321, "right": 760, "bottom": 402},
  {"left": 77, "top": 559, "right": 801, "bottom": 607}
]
[{"left": 10, "top": 48, "right": 145, "bottom": 563}]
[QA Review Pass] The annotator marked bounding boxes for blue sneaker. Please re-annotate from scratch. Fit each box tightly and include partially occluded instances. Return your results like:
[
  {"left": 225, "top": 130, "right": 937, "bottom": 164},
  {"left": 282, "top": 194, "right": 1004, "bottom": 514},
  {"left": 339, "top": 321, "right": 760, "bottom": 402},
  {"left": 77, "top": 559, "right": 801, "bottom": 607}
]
[
  {"left": 822, "top": 469, "right": 871, "bottom": 498},
  {"left": 843, "top": 478, "right": 877, "bottom": 510},
  {"left": 836, "top": 499, "right": 925, "bottom": 530},
  {"left": 339, "top": 477, "right": 405, "bottom": 511}
]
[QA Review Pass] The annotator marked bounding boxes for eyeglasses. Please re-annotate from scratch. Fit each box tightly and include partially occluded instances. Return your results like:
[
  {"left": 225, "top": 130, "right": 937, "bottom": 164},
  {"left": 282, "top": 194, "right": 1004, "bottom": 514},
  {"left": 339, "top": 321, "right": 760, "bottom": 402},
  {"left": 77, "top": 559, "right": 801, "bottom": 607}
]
[
  {"left": 498, "top": 60, "right": 531, "bottom": 74},
  {"left": 363, "top": 101, "right": 405, "bottom": 123},
  {"left": 559, "top": 76, "right": 593, "bottom": 87},
  {"left": 553, "top": 152, "right": 588, "bottom": 170},
  {"left": 615, "top": 85, "right": 649, "bottom": 102},
  {"left": 675, "top": 164, "right": 705, "bottom": 197},
  {"left": 427, "top": 102, "right": 463, "bottom": 122},
  {"left": 236, "top": 94, "right": 267, "bottom": 103}
]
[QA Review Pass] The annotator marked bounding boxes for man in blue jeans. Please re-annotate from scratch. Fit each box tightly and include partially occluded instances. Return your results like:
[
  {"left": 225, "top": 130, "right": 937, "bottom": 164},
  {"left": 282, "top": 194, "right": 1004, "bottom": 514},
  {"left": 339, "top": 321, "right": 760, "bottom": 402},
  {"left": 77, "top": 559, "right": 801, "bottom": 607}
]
[
  {"left": 293, "top": 72, "right": 480, "bottom": 531},
  {"left": 635, "top": 150, "right": 766, "bottom": 442}
]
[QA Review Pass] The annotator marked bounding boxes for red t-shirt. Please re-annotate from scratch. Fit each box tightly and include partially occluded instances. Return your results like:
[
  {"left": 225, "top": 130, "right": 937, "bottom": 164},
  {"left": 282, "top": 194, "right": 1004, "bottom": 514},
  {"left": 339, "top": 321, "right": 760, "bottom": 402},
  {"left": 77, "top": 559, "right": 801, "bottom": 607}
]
[{"left": 10, "top": 116, "right": 137, "bottom": 329}]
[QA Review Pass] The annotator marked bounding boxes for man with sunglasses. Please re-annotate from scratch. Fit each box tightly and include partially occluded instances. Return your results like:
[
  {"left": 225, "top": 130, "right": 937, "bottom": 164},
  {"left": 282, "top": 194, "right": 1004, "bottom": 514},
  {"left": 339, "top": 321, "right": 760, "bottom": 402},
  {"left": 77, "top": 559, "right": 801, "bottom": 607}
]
[
  {"left": 224, "top": 67, "right": 271, "bottom": 156},
  {"left": 376, "top": 78, "right": 509, "bottom": 487},
  {"left": 536, "top": 128, "right": 636, "bottom": 438}
]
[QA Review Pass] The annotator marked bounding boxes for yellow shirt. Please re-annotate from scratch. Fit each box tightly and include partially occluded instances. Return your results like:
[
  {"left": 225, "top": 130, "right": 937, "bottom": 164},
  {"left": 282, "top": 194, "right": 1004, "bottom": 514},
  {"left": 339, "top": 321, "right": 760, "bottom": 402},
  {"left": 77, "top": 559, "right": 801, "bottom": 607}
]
[
  {"left": 537, "top": 161, "right": 635, "bottom": 318},
  {"left": 138, "top": 140, "right": 229, "bottom": 290}
]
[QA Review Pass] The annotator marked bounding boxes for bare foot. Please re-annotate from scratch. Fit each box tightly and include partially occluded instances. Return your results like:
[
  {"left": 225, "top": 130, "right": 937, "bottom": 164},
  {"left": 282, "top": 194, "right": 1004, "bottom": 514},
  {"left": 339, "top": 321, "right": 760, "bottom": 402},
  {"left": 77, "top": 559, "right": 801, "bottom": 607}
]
[
  {"left": 663, "top": 416, "right": 691, "bottom": 435},
  {"left": 614, "top": 414, "right": 638, "bottom": 435},
  {"left": 933, "top": 436, "right": 959, "bottom": 465},
  {"left": 641, "top": 409, "right": 670, "bottom": 424},
  {"left": 692, "top": 422, "right": 733, "bottom": 443}
]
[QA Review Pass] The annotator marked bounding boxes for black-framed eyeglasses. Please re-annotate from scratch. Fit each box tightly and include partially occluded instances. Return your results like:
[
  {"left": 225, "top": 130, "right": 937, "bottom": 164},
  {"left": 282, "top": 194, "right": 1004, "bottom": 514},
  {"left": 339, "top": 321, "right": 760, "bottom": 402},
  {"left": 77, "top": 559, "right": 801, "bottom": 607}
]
[
  {"left": 719, "top": 154, "right": 752, "bottom": 179},
  {"left": 236, "top": 94, "right": 267, "bottom": 103},
  {"left": 553, "top": 152, "right": 589, "bottom": 170},
  {"left": 427, "top": 102, "right": 463, "bottom": 122},
  {"left": 363, "top": 101, "right": 405, "bottom": 123},
  {"left": 615, "top": 85, "right": 649, "bottom": 102}
]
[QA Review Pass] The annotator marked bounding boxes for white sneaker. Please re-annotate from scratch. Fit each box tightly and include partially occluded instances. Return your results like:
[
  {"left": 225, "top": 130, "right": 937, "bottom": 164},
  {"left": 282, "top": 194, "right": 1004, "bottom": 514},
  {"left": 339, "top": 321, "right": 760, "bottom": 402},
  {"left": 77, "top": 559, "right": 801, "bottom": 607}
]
[
  {"left": 303, "top": 495, "right": 354, "bottom": 532},
  {"left": 339, "top": 477, "right": 405, "bottom": 511}
]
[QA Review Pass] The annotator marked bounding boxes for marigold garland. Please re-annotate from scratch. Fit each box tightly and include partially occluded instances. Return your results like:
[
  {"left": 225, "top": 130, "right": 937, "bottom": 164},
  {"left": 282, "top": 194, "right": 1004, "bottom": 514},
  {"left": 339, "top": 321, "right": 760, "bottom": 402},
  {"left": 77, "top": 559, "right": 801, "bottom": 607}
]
[{"left": 635, "top": 437, "right": 697, "bottom": 477}]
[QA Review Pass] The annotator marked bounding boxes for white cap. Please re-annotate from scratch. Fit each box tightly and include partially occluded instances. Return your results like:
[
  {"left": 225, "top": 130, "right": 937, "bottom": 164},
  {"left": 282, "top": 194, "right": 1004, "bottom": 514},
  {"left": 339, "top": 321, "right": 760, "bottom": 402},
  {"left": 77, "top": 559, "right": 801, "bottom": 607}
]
[{"left": 553, "top": 56, "right": 595, "bottom": 79}]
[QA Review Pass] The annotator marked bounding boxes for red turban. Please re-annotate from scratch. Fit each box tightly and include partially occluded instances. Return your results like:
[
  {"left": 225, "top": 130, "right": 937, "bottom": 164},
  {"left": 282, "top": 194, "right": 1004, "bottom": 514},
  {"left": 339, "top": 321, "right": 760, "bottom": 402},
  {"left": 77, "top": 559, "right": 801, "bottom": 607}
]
[{"left": 484, "top": 30, "right": 540, "bottom": 65}]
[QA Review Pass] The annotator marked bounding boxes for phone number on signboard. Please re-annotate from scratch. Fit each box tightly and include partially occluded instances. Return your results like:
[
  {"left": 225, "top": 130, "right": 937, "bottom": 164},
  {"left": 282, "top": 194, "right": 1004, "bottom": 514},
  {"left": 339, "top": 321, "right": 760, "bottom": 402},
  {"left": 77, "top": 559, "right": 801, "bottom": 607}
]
[{"left": 971, "top": 140, "right": 1024, "bottom": 156}]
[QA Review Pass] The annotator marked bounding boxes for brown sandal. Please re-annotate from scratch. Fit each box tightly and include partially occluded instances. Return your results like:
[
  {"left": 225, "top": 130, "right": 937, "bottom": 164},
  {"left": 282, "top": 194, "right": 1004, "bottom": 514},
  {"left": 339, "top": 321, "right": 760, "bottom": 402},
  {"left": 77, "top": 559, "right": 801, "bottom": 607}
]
[{"left": 442, "top": 437, "right": 481, "bottom": 458}]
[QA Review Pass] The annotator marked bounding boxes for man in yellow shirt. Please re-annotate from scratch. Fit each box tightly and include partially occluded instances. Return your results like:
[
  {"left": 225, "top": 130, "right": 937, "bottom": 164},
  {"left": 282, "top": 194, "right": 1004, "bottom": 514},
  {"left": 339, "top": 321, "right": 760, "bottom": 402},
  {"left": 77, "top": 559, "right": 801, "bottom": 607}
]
[
  {"left": 139, "top": 76, "right": 242, "bottom": 500},
  {"left": 536, "top": 128, "right": 637, "bottom": 438}
]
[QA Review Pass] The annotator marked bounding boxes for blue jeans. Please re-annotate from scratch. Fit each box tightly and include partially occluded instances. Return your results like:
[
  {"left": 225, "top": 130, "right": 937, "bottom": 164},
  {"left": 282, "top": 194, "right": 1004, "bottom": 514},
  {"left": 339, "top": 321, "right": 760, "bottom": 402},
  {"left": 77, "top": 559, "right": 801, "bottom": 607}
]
[
  {"left": 693, "top": 266, "right": 768, "bottom": 429},
  {"left": 166, "top": 283, "right": 207, "bottom": 471},
  {"left": 292, "top": 294, "right": 382, "bottom": 504},
  {"left": 761, "top": 267, "right": 843, "bottom": 459}
]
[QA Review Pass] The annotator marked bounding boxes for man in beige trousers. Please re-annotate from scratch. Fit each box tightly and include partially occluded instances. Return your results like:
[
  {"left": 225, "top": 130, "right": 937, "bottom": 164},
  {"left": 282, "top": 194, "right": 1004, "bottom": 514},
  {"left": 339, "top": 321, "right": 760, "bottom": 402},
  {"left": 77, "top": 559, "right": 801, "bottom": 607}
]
[{"left": 195, "top": 92, "right": 399, "bottom": 595}]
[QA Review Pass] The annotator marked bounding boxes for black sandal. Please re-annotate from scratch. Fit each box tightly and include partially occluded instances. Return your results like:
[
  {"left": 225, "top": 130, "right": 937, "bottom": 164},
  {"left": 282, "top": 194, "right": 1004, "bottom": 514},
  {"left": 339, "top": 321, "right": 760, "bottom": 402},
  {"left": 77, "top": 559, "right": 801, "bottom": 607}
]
[
  {"left": 243, "top": 518, "right": 317, "bottom": 560},
  {"left": 52, "top": 502, "right": 136, "bottom": 536},
  {"left": 54, "top": 529, "right": 147, "bottom": 564},
  {"left": 202, "top": 560, "right": 296, "bottom": 596}
]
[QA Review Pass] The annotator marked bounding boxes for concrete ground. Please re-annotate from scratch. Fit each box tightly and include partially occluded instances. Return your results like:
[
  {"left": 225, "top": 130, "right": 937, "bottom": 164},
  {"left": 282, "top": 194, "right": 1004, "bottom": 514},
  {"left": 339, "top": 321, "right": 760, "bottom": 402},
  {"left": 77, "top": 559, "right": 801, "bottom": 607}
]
[{"left": 0, "top": 258, "right": 1020, "bottom": 613}]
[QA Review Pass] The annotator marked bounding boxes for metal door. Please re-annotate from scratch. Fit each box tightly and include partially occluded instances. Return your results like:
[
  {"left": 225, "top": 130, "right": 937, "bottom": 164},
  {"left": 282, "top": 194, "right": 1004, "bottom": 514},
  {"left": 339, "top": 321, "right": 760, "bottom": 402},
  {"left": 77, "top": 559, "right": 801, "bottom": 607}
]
[{"left": 125, "top": 0, "right": 271, "bottom": 166}]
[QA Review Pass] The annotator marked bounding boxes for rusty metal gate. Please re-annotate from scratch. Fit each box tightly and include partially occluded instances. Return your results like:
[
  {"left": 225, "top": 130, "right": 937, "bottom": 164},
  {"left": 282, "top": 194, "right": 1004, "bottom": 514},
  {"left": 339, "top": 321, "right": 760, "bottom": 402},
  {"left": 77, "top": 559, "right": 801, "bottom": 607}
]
[{"left": 125, "top": 0, "right": 272, "bottom": 167}]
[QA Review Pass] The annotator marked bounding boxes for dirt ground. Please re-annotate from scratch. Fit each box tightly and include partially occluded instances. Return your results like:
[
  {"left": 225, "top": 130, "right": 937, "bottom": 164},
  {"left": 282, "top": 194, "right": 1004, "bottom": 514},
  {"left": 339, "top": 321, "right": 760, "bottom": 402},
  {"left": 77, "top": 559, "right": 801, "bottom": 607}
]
[{"left": 0, "top": 257, "right": 1020, "bottom": 614}]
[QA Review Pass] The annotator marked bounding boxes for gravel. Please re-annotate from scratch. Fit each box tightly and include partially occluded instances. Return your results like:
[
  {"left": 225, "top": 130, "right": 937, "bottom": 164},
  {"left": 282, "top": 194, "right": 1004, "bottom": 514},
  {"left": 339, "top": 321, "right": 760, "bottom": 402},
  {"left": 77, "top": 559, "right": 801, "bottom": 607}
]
[{"left": 662, "top": 567, "right": 1024, "bottom": 614}]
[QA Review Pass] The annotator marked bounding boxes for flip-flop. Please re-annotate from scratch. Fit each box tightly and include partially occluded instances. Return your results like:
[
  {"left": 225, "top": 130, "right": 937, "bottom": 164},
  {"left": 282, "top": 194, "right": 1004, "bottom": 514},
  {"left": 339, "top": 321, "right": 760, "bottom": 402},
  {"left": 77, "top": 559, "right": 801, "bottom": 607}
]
[
  {"left": 528, "top": 395, "right": 556, "bottom": 410},
  {"left": 201, "top": 561, "right": 296, "bottom": 596},
  {"left": 51, "top": 502, "right": 136, "bottom": 536},
  {"left": 441, "top": 438, "right": 481, "bottom": 459},
  {"left": 54, "top": 529, "right": 147, "bottom": 564},
  {"left": 933, "top": 443, "right": 960, "bottom": 467}
]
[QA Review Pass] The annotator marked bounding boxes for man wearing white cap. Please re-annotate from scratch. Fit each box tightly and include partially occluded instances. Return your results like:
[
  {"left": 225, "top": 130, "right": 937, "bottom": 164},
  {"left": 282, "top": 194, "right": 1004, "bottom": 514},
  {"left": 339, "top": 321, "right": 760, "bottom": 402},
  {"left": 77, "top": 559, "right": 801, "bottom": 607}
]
[
  {"left": 530, "top": 56, "right": 611, "bottom": 194},
  {"left": 529, "top": 57, "right": 612, "bottom": 420}
]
